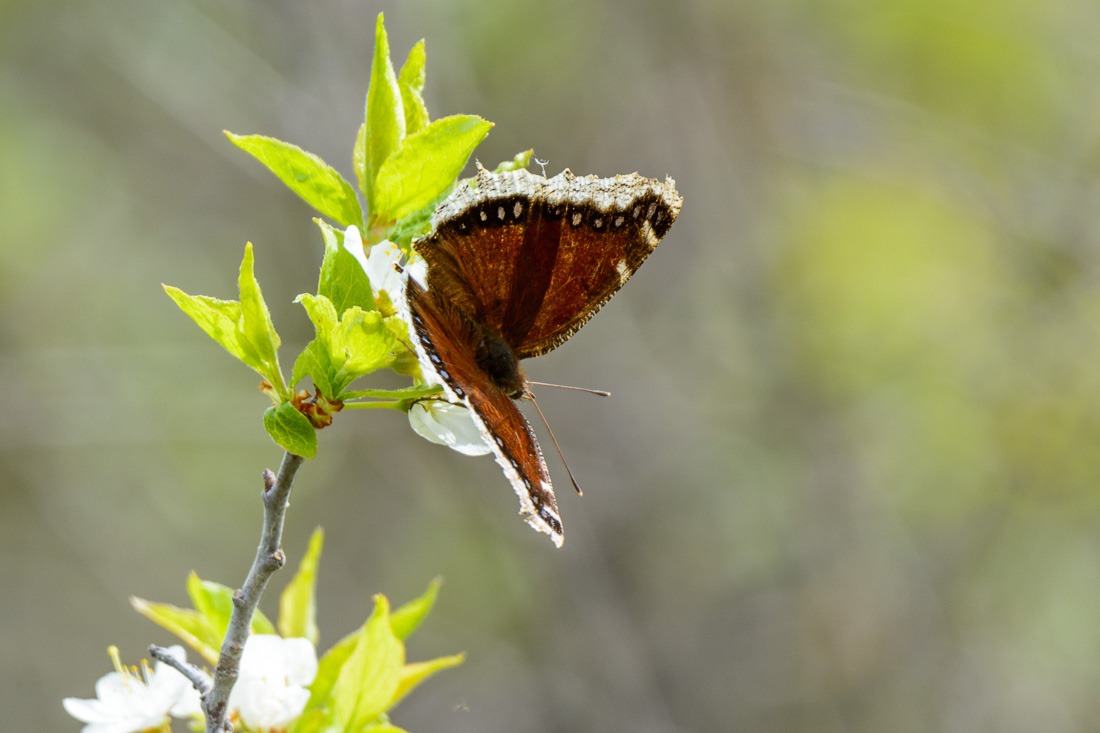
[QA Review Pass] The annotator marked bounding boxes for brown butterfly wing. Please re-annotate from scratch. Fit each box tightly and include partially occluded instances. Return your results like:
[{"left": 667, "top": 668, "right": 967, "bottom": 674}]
[
  {"left": 414, "top": 167, "right": 682, "bottom": 359},
  {"left": 404, "top": 277, "right": 564, "bottom": 546}
]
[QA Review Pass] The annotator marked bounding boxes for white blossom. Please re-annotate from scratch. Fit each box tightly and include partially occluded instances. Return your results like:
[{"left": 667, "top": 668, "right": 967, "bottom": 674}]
[
  {"left": 228, "top": 634, "right": 317, "bottom": 731},
  {"left": 342, "top": 225, "right": 425, "bottom": 304},
  {"left": 63, "top": 645, "right": 201, "bottom": 733}
]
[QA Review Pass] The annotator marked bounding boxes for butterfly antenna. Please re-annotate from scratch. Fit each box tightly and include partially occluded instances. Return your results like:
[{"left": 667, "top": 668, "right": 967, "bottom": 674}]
[
  {"left": 526, "top": 380, "right": 611, "bottom": 397},
  {"left": 526, "top": 391, "right": 585, "bottom": 496}
]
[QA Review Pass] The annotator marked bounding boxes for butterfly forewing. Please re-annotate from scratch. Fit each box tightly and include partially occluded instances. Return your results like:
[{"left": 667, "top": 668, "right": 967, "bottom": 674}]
[
  {"left": 507, "top": 185, "right": 680, "bottom": 358},
  {"left": 415, "top": 167, "right": 682, "bottom": 359}
]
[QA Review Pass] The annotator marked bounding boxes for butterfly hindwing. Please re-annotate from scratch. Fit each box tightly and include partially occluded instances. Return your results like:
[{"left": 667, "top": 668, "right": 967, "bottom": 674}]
[{"left": 405, "top": 278, "right": 564, "bottom": 546}]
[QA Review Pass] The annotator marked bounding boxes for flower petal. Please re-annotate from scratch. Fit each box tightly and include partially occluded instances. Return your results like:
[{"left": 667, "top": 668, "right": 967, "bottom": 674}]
[
  {"left": 408, "top": 401, "right": 492, "bottom": 456},
  {"left": 365, "top": 240, "right": 404, "bottom": 299},
  {"left": 232, "top": 676, "right": 311, "bottom": 730},
  {"left": 230, "top": 635, "right": 317, "bottom": 730},
  {"left": 342, "top": 225, "right": 370, "bottom": 273},
  {"left": 64, "top": 647, "right": 201, "bottom": 733}
]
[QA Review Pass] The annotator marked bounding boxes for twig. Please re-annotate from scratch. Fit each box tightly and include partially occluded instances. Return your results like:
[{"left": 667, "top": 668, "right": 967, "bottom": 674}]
[
  {"left": 202, "top": 451, "right": 305, "bottom": 733},
  {"left": 149, "top": 644, "right": 213, "bottom": 696}
]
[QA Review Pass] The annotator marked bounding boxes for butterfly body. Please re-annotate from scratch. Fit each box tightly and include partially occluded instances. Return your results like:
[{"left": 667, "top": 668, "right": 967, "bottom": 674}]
[{"left": 405, "top": 165, "right": 681, "bottom": 546}]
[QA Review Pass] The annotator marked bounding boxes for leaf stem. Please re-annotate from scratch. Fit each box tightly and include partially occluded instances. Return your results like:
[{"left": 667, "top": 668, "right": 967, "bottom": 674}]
[
  {"left": 201, "top": 451, "right": 305, "bottom": 733},
  {"left": 341, "top": 399, "right": 408, "bottom": 410}
]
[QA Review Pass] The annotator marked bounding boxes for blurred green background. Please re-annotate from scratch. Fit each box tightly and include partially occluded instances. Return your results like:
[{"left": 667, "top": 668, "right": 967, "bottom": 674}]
[{"left": 4, "top": 0, "right": 1100, "bottom": 731}]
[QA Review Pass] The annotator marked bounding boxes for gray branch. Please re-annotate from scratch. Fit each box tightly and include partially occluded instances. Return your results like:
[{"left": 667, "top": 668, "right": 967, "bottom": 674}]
[
  {"left": 149, "top": 644, "right": 212, "bottom": 696},
  {"left": 202, "top": 451, "right": 305, "bottom": 733}
]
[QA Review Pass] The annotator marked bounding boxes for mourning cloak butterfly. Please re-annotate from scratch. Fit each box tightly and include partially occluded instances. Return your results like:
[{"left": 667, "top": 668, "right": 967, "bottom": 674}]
[{"left": 405, "top": 165, "right": 682, "bottom": 547}]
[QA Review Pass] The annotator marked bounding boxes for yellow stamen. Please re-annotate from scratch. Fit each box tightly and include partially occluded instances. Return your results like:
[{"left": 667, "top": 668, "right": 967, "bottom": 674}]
[{"left": 108, "top": 645, "right": 125, "bottom": 676}]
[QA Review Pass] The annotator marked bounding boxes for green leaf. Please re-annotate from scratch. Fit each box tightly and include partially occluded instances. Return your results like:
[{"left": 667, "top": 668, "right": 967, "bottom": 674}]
[
  {"left": 373, "top": 115, "right": 493, "bottom": 222},
  {"left": 362, "top": 13, "right": 405, "bottom": 215},
  {"left": 389, "top": 577, "right": 441, "bottom": 640},
  {"left": 494, "top": 149, "right": 534, "bottom": 173},
  {"left": 187, "top": 572, "right": 234, "bottom": 640},
  {"left": 251, "top": 609, "right": 278, "bottom": 636},
  {"left": 390, "top": 654, "right": 465, "bottom": 708},
  {"left": 131, "top": 597, "right": 220, "bottom": 664},
  {"left": 237, "top": 243, "right": 288, "bottom": 397},
  {"left": 164, "top": 245, "right": 288, "bottom": 399},
  {"left": 163, "top": 286, "right": 246, "bottom": 362},
  {"left": 353, "top": 123, "right": 369, "bottom": 198},
  {"left": 389, "top": 206, "right": 435, "bottom": 247},
  {"left": 398, "top": 40, "right": 429, "bottom": 135},
  {"left": 289, "top": 708, "right": 331, "bottom": 733},
  {"left": 291, "top": 340, "right": 334, "bottom": 396},
  {"left": 293, "top": 294, "right": 340, "bottom": 396},
  {"left": 334, "top": 308, "right": 396, "bottom": 386},
  {"left": 226, "top": 132, "right": 364, "bottom": 230},
  {"left": 187, "top": 574, "right": 276, "bottom": 638},
  {"left": 316, "top": 219, "right": 376, "bottom": 314},
  {"left": 331, "top": 595, "right": 404, "bottom": 730},
  {"left": 279, "top": 528, "right": 324, "bottom": 645},
  {"left": 264, "top": 402, "right": 318, "bottom": 458},
  {"left": 362, "top": 723, "right": 408, "bottom": 733},
  {"left": 302, "top": 629, "right": 359, "bottom": 717},
  {"left": 297, "top": 293, "right": 341, "bottom": 342},
  {"left": 294, "top": 295, "right": 397, "bottom": 398}
]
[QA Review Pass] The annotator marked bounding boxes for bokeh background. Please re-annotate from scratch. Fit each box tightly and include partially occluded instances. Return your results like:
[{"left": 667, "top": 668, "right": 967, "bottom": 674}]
[{"left": 4, "top": 0, "right": 1100, "bottom": 730}]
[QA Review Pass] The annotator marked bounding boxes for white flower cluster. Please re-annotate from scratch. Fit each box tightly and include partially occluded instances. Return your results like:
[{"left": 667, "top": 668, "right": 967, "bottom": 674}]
[{"left": 64, "top": 636, "right": 317, "bottom": 733}]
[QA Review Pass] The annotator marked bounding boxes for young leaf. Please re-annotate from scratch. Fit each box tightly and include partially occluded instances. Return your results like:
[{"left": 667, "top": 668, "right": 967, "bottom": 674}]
[
  {"left": 291, "top": 340, "right": 335, "bottom": 397},
  {"left": 288, "top": 708, "right": 331, "bottom": 733},
  {"left": 264, "top": 402, "right": 318, "bottom": 458},
  {"left": 362, "top": 13, "right": 405, "bottom": 214},
  {"left": 361, "top": 724, "right": 408, "bottom": 733},
  {"left": 294, "top": 294, "right": 397, "bottom": 398},
  {"left": 330, "top": 595, "right": 404, "bottom": 730},
  {"left": 292, "top": 294, "right": 340, "bottom": 396},
  {"left": 353, "top": 123, "right": 369, "bottom": 198},
  {"left": 334, "top": 308, "right": 397, "bottom": 386},
  {"left": 389, "top": 577, "right": 441, "bottom": 640},
  {"left": 297, "top": 293, "right": 341, "bottom": 343},
  {"left": 237, "top": 243, "right": 288, "bottom": 397},
  {"left": 279, "top": 528, "right": 324, "bottom": 645},
  {"left": 162, "top": 287, "right": 247, "bottom": 362},
  {"left": 372, "top": 115, "right": 493, "bottom": 223},
  {"left": 316, "top": 220, "right": 376, "bottom": 314},
  {"left": 398, "top": 40, "right": 429, "bottom": 135},
  {"left": 226, "top": 132, "right": 364, "bottom": 230},
  {"left": 187, "top": 572, "right": 233, "bottom": 639},
  {"left": 164, "top": 245, "right": 287, "bottom": 398},
  {"left": 390, "top": 654, "right": 465, "bottom": 708},
  {"left": 187, "top": 574, "right": 277, "bottom": 638},
  {"left": 130, "top": 597, "right": 220, "bottom": 664},
  {"left": 301, "top": 629, "right": 358, "bottom": 718},
  {"left": 387, "top": 193, "right": 446, "bottom": 247},
  {"left": 494, "top": 149, "right": 534, "bottom": 173}
]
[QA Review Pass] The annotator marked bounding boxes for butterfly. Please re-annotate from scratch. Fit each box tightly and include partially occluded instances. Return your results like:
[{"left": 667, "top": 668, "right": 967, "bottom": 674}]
[{"left": 403, "top": 165, "right": 682, "bottom": 547}]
